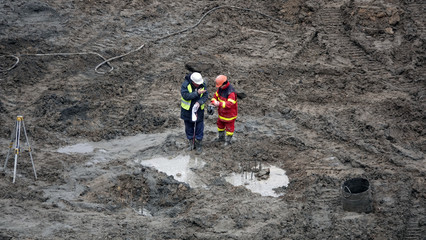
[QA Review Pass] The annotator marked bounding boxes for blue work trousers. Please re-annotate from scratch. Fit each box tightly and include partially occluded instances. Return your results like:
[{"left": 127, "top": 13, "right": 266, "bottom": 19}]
[{"left": 184, "top": 120, "right": 204, "bottom": 140}]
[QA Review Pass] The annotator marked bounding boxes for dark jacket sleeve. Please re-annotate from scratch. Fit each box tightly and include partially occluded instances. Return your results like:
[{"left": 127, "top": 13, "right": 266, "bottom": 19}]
[{"left": 181, "top": 81, "right": 199, "bottom": 100}]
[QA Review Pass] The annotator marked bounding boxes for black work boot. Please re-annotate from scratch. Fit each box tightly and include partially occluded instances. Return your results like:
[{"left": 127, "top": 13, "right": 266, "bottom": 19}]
[
  {"left": 187, "top": 139, "right": 194, "bottom": 151},
  {"left": 195, "top": 139, "right": 202, "bottom": 153},
  {"left": 216, "top": 131, "right": 225, "bottom": 142},
  {"left": 225, "top": 135, "right": 233, "bottom": 146}
]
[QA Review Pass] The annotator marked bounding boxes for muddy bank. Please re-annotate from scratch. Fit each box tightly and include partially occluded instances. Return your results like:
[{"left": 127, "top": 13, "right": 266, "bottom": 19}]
[{"left": 1, "top": 0, "right": 425, "bottom": 239}]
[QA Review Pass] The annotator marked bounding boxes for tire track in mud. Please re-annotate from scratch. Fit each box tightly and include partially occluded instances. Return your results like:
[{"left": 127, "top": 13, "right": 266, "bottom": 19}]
[
  {"left": 404, "top": 211, "right": 422, "bottom": 240},
  {"left": 285, "top": 2, "right": 425, "bottom": 176},
  {"left": 403, "top": 0, "right": 426, "bottom": 87},
  {"left": 405, "top": 1, "right": 426, "bottom": 39},
  {"left": 317, "top": 6, "right": 383, "bottom": 72},
  {"left": 316, "top": 4, "right": 407, "bottom": 108}
]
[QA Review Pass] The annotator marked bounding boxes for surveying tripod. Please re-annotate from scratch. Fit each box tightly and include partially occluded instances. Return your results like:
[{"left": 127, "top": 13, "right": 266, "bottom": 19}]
[{"left": 3, "top": 116, "right": 37, "bottom": 183}]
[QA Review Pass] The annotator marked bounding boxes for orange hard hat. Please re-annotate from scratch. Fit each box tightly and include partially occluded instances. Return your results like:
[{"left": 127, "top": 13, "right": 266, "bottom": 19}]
[{"left": 215, "top": 75, "right": 227, "bottom": 87}]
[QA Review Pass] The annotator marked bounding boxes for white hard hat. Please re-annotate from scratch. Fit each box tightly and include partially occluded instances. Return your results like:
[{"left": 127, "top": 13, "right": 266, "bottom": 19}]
[{"left": 190, "top": 72, "right": 204, "bottom": 85}]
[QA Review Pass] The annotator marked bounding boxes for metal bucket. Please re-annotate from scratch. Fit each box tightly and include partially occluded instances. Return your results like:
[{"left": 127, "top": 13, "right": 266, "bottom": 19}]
[{"left": 341, "top": 178, "right": 372, "bottom": 213}]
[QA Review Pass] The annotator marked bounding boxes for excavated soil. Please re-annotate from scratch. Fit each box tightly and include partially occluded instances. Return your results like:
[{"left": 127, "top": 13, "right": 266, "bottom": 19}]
[{"left": 0, "top": 0, "right": 425, "bottom": 239}]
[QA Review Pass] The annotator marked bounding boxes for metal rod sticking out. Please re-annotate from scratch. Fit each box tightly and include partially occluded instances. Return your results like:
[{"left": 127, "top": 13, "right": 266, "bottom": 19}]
[{"left": 250, "top": 159, "right": 254, "bottom": 180}]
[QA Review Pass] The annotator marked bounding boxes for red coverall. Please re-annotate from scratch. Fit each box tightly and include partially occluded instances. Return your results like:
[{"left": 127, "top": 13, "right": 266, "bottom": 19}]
[{"left": 211, "top": 82, "right": 238, "bottom": 136}]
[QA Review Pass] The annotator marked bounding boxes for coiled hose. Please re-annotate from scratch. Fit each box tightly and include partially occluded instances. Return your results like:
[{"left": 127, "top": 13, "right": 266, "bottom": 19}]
[{"left": 0, "top": 5, "right": 288, "bottom": 74}]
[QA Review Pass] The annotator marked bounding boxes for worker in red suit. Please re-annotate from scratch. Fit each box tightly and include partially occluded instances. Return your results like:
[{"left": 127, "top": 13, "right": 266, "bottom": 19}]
[{"left": 210, "top": 75, "right": 238, "bottom": 146}]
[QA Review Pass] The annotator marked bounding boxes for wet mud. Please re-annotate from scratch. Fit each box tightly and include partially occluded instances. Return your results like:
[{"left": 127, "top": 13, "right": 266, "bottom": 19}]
[{"left": 0, "top": 0, "right": 425, "bottom": 239}]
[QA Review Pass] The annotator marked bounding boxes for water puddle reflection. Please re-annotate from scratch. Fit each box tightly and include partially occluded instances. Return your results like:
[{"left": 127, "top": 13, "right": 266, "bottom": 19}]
[
  {"left": 225, "top": 165, "right": 289, "bottom": 197},
  {"left": 55, "top": 133, "right": 289, "bottom": 197},
  {"left": 57, "top": 143, "right": 94, "bottom": 154},
  {"left": 56, "top": 132, "right": 170, "bottom": 164},
  {"left": 138, "top": 155, "right": 207, "bottom": 189}
]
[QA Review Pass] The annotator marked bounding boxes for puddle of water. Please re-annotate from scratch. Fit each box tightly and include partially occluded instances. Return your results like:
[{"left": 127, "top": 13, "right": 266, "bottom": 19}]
[
  {"left": 56, "top": 132, "right": 171, "bottom": 162},
  {"left": 225, "top": 165, "right": 289, "bottom": 197},
  {"left": 57, "top": 143, "right": 94, "bottom": 154},
  {"left": 138, "top": 155, "right": 206, "bottom": 189},
  {"left": 55, "top": 133, "right": 287, "bottom": 197}
]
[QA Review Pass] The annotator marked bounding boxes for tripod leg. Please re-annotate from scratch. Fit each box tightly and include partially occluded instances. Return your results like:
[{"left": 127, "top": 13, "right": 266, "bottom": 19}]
[
  {"left": 13, "top": 153, "right": 18, "bottom": 183},
  {"left": 4, "top": 140, "right": 14, "bottom": 169},
  {"left": 22, "top": 120, "right": 37, "bottom": 180},
  {"left": 12, "top": 117, "right": 22, "bottom": 183}
]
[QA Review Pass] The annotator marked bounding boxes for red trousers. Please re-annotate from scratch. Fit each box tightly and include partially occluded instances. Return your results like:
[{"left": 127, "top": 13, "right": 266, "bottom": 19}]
[{"left": 217, "top": 119, "right": 235, "bottom": 136}]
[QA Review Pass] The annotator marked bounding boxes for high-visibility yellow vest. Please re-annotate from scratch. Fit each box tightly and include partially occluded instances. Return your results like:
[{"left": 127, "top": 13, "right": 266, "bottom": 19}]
[{"left": 181, "top": 84, "right": 205, "bottom": 110}]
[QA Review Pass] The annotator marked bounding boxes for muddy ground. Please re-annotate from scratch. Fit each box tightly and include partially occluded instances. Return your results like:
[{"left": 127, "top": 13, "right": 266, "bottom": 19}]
[{"left": 0, "top": 0, "right": 425, "bottom": 239}]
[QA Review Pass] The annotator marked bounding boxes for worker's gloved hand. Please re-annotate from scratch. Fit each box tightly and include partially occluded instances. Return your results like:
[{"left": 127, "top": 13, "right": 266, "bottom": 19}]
[
  {"left": 193, "top": 102, "right": 200, "bottom": 112},
  {"left": 207, "top": 105, "right": 214, "bottom": 115},
  {"left": 211, "top": 99, "right": 219, "bottom": 107}
]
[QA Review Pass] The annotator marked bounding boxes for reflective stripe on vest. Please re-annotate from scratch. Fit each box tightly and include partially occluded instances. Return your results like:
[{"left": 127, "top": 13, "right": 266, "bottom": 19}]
[{"left": 181, "top": 84, "right": 205, "bottom": 110}]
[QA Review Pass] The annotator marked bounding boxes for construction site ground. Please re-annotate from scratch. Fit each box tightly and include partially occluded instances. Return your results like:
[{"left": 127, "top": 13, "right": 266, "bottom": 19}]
[{"left": 0, "top": 0, "right": 425, "bottom": 239}]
